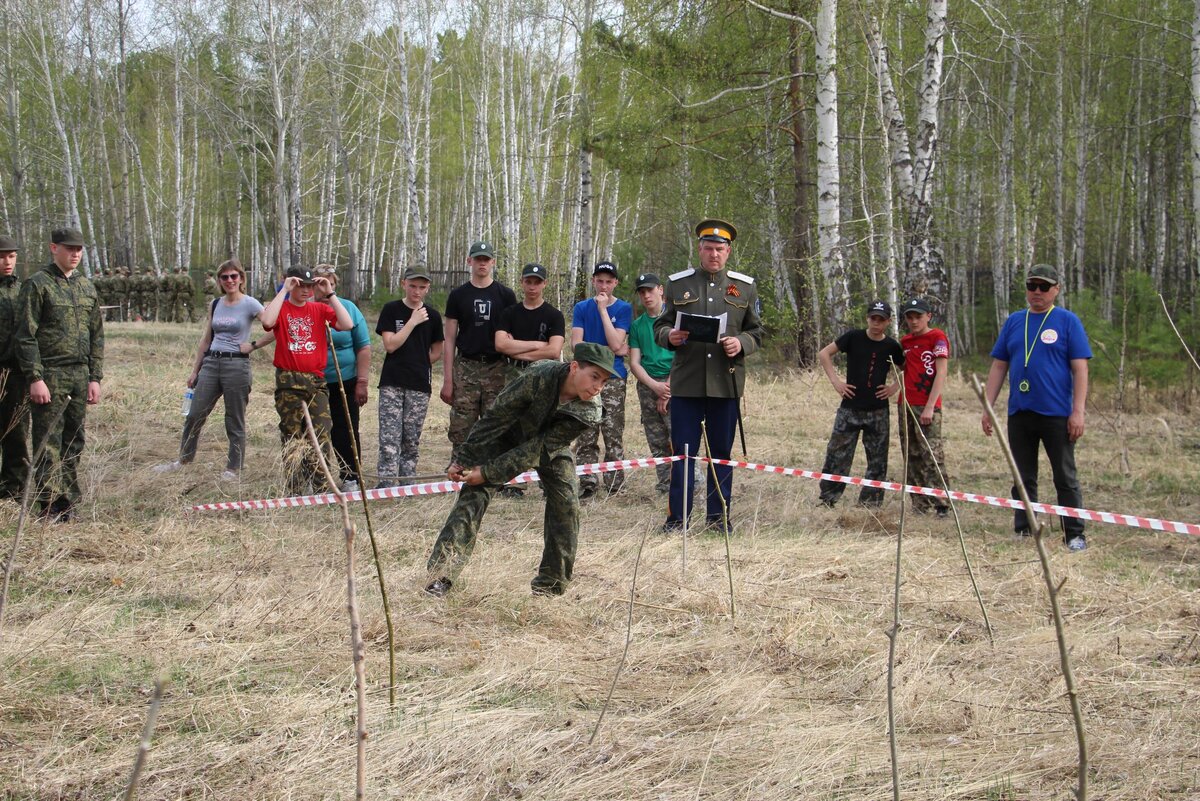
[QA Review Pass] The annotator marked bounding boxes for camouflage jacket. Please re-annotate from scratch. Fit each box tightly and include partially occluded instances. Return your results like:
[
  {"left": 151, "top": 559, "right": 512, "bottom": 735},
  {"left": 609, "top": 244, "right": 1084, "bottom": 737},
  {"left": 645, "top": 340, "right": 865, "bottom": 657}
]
[
  {"left": 16, "top": 263, "right": 104, "bottom": 382},
  {"left": 0, "top": 275, "right": 21, "bottom": 366},
  {"left": 458, "top": 360, "right": 601, "bottom": 485}
]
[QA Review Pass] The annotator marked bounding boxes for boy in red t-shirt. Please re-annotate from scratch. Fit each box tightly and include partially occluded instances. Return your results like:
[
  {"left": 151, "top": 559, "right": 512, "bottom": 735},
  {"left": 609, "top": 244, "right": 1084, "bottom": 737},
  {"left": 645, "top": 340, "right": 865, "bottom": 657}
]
[
  {"left": 899, "top": 298, "right": 950, "bottom": 517},
  {"left": 261, "top": 267, "right": 354, "bottom": 495}
]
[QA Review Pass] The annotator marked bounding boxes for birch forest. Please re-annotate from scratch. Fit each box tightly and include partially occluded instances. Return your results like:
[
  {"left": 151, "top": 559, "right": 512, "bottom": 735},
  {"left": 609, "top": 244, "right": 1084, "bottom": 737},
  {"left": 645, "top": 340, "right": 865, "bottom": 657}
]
[{"left": 2, "top": 0, "right": 1198, "bottom": 366}]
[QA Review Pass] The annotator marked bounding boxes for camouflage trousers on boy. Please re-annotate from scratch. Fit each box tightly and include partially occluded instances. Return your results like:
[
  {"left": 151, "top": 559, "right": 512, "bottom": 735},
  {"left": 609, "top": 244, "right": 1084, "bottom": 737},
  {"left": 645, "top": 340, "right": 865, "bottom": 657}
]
[
  {"left": 448, "top": 358, "right": 507, "bottom": 461},
  {"left": 30, "top": 366, "right": 88, "bottom": 513},
  {"left": 636, "top": 380, "right": 672, "bottom": 493},
  {"left": 427, "top": 449, "right": 579, "bottom": 595},
  {"left": 897, "top": 405, "right": 948, "bottom": 513},
  {"left": 274, "top": 369, "right": 332, "bottom": 496},
  {"left": 818, "top": 405, "right": 890, "bottom": 507},
  {"left": 377, "top": 385, "right": 431, "bottom": 487},
  {"left": 575, "top": 376, "right": 626, "bottom": 494}
]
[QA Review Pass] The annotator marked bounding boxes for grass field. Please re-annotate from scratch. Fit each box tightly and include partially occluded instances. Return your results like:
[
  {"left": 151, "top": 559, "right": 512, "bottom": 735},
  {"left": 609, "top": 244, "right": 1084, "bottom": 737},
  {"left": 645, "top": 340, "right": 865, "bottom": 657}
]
[{"left": 1, "top": 321, "right": 1198, "bottom": 800}]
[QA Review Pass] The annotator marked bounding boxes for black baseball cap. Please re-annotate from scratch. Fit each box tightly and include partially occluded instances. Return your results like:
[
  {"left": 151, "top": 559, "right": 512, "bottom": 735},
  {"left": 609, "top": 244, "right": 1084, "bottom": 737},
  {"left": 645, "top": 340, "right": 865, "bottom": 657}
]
[
  {"left": 635, "top": 273, "right": 661, "bottom": 289},
  {"left": 403, "top": 267, "right": 431, "bottom": 282},
  {"left": 867, "top": 300, "right": 892, "bottom": 319},
  {"left": 902, "top": 298, "right": 932, "bottom": 315},
  {"left": 592, "top": 261, "right": 618, "bottom": 279},
  {"left": 286, "top": 266, "right": 316, "bottom": 284},
  {"left": 469, "top": 241, "right": 495, "bottom": 259}
]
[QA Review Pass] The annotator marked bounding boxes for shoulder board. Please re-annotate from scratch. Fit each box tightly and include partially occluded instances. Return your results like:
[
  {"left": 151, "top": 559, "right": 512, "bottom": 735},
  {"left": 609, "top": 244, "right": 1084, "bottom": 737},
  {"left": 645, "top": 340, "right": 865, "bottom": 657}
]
[
  {"left": 727, "top": 270, "right": 755, "bottom": 284},
  {"left": 669, "top": 268, "right": 695, "bottom": 281}
]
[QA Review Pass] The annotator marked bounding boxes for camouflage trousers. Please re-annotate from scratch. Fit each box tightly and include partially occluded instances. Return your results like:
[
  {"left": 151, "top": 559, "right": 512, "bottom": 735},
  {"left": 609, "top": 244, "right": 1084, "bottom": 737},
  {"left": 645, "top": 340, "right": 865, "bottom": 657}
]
[
  {"left": 427, "top": 448, "right": 579, "bottom": 594},
  {"left": 30, "top": 365, "right": 89, "bottom": 512},
  {"left": 274, "top": 369, "right": 333, "bottom": 496},
  {"left": 0, "top": 366, "right": 29, "bottom": 498},
  {"left": 448, "top": 358, "right": 507, "bottom": 460},
  {"left": 818, "top": 405, "right": 891, "bottom": 507},
  {"left": 897, "top": 405, "right": 948, "bottom": 512},
  {"left": 635, "top": 379, "right": 672, "bottom": 493},
  {"left": 376, "top": 385, "right": 431, "bottom": 487},
  {"left": 575, "top": 376, "right": 626, "bottom": 493}
]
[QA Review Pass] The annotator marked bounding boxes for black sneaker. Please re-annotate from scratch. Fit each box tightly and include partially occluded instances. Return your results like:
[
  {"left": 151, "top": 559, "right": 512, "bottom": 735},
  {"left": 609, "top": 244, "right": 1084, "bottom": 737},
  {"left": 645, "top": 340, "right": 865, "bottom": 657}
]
[
  {"left": 1015, "top": 527, "right": 1032, "bottom": 537},
  {"left": 578, "top": 486, "right": 597, "bottom": 502},
  {"left": 497, "top": 485, "right": 525, "bottom": 498},
  {"left": 661, "top": 519, "right": 684, "bottom": 534},
  {"left": 935, "top": 507, "right": 949, "bottom": 519},
  {"left": 706, "top": 517, "right": 734, "bottom": 535},
  {"left": 424, "top": 577, "right": 452, "bottom": 598}
]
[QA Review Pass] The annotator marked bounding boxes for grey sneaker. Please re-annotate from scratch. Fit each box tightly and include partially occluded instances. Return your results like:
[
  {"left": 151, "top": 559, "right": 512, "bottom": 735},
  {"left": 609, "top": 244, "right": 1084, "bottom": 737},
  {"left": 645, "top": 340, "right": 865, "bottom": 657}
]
[
  {"left": 341, "top": 479, "right": 360, "bottom": 494},
  {"left": 220, "top": 469, "right": 239, "bottom": 481},
  {"left": 424, "top": 577, "right": 452, "bottom": 598},
  {"left": 152, "top": 460, "right": 182, "bottom": 475},
  {"left": 1066, "top": 536, "right": 1087, "bottom": 552}
]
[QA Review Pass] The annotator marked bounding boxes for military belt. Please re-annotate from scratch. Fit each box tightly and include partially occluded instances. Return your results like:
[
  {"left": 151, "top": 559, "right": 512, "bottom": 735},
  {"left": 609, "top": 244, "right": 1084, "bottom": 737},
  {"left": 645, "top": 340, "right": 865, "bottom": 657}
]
[
  {"left": 459, "top": 352, "right": 502, "bottom": 364},
  {"left": 206, "top": 350, "right": 249, "bottom": 359}
]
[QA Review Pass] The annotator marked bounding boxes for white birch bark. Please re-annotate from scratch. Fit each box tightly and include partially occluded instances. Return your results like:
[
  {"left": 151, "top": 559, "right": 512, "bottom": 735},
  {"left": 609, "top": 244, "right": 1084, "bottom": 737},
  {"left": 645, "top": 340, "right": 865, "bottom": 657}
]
[
  {"left": 815, "top": 0, "right": 847, "bottom": 324},
  {"left": 993, "top": 39, "right": 1018, "bottom": 330},
  {"left": 1191, "top": 0, "right": 1200, "bottom": 286}
]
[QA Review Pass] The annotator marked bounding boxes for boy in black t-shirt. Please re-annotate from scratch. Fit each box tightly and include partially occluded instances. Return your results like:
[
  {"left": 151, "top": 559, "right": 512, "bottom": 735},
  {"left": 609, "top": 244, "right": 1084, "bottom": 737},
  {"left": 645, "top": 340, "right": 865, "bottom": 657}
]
[
  {"left": 816, "top": 300, "right": 905, "bottom": 507},
  {"left": 495, "top": 262, "right": 566, "bottom": 378},
  {"left": 375, "top": 268, "right": 445, "bottom": 486}
]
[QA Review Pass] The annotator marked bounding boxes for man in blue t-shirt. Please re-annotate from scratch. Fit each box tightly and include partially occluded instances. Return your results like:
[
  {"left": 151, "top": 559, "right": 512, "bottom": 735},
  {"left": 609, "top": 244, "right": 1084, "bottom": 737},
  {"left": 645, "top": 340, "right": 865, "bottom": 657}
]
[
  {"left": 983, "top": 264, "right": 1092, "bottom": 551},
  {"left": 571, "top": 261, "right": 632, "bottom": 499}
]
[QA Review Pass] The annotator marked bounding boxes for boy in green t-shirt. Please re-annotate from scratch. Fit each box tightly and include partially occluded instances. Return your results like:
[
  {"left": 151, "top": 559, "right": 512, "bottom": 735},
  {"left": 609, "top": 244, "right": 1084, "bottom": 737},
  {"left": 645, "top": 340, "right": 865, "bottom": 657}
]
[{"left": 628, "top": 273, "right": 677, "bottom": 493}]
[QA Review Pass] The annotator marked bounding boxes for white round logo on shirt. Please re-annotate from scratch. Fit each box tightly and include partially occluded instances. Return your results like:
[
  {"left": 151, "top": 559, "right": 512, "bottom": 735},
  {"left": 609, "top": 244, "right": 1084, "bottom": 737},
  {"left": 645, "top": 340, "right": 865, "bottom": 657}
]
[{"left": 1041, "top": 329, "right": 1059, "bottom": 344}]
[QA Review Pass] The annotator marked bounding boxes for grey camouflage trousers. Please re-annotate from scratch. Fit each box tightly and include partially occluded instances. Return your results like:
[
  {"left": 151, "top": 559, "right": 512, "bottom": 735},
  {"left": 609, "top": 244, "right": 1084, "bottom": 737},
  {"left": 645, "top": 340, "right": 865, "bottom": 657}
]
[
  {"left": 448, "top": 358, "right": 507, "bottom": 460},
  {"left": 575, "top": 376, "right": 626, "bottom": 493},
  {"left": 818, "top": 405, "right": 890, "bottom": 507},
  {"left": 897, "top": 404, "right": 948, "bottom": 512},
  {"left": 635, "top": 380, "right": 672, "bottom": 493},
  {"left": 377, "top": 385, "right": 431, "bottom": 487}
]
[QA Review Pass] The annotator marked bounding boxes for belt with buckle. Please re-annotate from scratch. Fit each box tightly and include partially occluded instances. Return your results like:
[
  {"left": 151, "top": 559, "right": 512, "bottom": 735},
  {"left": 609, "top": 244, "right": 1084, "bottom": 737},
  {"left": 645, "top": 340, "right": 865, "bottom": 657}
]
[
  {"left": 206, "top": 350, "right": 249, "bottom": 359},
  {"left": 460, "top": 353, "right": 502, "bottom": 364}
]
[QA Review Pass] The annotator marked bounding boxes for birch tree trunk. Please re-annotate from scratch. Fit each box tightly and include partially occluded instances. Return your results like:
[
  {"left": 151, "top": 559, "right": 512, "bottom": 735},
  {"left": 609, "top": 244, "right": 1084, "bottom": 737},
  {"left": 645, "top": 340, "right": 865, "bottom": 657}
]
[
  {"left": 993, "top": 39, "right": 1018, "bottom": 330},
  {"left": 815, "top": 0, "right": 848, "bottom": 325},
  {"left": 905, "top": 0, "right": 947, "bottom": 300},
  {"left": 1191, "top": 0, "right": 1200, "bottom": 286}
]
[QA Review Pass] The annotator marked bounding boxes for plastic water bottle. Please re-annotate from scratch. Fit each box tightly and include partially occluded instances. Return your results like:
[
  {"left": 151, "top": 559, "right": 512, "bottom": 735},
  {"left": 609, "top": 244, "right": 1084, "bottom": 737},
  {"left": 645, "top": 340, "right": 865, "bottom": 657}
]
[{"left": 181, "top": 388, "right": 194, "bottom": 417}]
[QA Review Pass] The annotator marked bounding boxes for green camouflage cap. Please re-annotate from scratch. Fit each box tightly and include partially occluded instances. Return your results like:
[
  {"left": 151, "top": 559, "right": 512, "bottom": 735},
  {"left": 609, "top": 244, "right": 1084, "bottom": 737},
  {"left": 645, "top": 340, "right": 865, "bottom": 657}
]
[
  {"left": 51, "top": 228, "right": 86, "bottom": 247},
  {"left": 0, "top": 234, "right": 19, "bottom": 251},
  {"left": 572, "top": 342, "right": 616, "bottom": 377},
  {"left": 1026, "top": 264, "right": 1060, "bottom": 286}
]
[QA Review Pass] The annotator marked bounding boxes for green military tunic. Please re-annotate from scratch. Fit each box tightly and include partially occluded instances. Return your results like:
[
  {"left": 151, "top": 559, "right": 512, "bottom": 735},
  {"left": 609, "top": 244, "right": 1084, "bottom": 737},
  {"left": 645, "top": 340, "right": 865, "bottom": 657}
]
[
  {"left": 0, "top": 273, "right": 29, "bottom": 496},
  {"left": 427, "top": 359, "right": 602, "bottom": 594},
  {"left": 16, "top": 263, "right": 104, "bottom": 513},
  {"left": 652, "top": 266, "right": 763, "bottom": 397}
]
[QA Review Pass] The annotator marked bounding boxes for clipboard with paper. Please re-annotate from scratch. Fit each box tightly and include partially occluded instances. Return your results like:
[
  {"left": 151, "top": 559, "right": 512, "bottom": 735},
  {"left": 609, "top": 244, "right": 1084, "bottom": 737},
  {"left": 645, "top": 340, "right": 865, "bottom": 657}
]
[{"left": 674, "top": 311, "right": 727, "bottom": 344}]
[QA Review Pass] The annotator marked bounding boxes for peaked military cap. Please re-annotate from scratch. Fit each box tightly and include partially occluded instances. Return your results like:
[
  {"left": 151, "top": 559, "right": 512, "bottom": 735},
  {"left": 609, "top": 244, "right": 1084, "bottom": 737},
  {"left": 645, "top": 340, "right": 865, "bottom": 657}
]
[{"left": 695, "top": 218, "right": 737, "bottom": 243}]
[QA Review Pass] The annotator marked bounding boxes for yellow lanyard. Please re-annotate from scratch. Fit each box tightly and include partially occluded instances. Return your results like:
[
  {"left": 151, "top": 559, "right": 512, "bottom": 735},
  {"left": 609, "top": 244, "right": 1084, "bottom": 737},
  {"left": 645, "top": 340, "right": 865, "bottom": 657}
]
[{"left": 1022, "top": 306, "right": 1055, "bottom": 367}]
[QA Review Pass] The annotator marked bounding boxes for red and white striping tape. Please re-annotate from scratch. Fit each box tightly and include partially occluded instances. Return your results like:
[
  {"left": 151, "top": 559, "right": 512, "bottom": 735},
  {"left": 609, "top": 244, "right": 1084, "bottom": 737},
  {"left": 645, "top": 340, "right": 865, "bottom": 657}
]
[
  {"left": 188, "top": 456, "right": 683, "bottom": 513},
  {"left": 189, "top": 453, "right": 1200, "bottom": 537},
  {"left": 704, "top": 457, "right": 1200, "bottom": 537}
]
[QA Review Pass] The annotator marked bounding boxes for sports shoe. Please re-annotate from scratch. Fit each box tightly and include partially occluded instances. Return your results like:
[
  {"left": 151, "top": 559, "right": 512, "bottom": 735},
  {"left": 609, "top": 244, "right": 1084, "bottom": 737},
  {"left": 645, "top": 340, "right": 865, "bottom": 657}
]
[
  {"left": 341, "top": 479, "right": 360, "bottom": 493},
  {"left": 1014, "top": 527, "right": 1032, "bottom": 538},
  {"left": 424, "top": 577, "right": 452, "bottom": 597},
  {"left": 497, "top": 485, "right": 524, "bottom": 498},
  {"left": 152, "top": 460, "right": 182, "bottom": 475},
  {"left": 1066, "top": 536, "right": 1087, "bottom": 552},
  {"left": 935, "top": 507, "right": 949, "bottom": 519},
  {"left": 706, "top": 516, "right": 734, "bottom": 535},
  {"left": 220, "top": 469, "right": 239, "bottom": 481},
  {"left": 578, "top": 486, "right": 597, "bottom": 502},
  {"left": 661, "top": 519, "right": 684, "bottom": 534}
]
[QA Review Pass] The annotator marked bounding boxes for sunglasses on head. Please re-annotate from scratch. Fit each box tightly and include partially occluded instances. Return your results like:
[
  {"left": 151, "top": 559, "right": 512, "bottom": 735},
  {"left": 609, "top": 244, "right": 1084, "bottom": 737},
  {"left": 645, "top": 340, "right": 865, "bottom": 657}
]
[
  {"left": 219, "top": 273, "right": 241, "bottom": 281},
  {"left": 1025, "top": 281, "right": 1054, "bottom": 292}
]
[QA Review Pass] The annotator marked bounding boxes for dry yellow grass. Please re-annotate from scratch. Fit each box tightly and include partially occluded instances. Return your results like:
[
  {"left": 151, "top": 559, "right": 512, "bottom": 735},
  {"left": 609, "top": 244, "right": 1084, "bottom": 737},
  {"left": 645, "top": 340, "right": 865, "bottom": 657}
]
[{"left": 1, "top": 321, "right": 1198, "bottom": 800}]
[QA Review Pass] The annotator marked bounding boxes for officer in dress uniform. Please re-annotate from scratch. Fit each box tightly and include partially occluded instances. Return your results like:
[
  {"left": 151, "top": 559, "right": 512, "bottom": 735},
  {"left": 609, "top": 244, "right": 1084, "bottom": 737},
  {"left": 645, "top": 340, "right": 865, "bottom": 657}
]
[{"left": 653, "top": 218, "right": 763, "bottom": 534}]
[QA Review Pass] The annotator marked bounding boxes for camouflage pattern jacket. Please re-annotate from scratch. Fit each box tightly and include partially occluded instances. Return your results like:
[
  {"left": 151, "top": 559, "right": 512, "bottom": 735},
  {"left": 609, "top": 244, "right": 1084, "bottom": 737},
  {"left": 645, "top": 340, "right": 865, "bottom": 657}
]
[
  {"left": 16, "top": 263, "right": 104, "bottom": 383},
  {"left": 0, "top": 274, "right": 21, "bottom": 366},
  {"left": 458, "top": 360, "right": 601, "bottom": 485}
]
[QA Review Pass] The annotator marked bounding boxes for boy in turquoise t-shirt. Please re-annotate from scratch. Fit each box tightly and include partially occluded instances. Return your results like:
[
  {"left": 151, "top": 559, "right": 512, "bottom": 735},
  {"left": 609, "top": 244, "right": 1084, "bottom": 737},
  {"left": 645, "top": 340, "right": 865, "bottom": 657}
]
[{"left": 628, "top": 273, "right": 676, "bottom": 493}]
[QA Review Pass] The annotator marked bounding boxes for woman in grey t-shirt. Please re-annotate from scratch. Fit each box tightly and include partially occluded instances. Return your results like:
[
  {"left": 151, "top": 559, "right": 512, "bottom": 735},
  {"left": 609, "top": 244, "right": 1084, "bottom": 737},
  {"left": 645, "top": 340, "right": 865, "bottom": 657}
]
[{"left": 153, "top": 260, "right": 273, "bottom": 477}]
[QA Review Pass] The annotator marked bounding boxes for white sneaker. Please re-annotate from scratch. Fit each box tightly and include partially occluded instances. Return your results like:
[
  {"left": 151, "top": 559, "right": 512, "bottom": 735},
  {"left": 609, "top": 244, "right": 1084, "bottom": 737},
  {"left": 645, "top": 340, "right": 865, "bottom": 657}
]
[
  {"left": 220, "top": 470, "right": 239, "bottom": 481},
  {"left": 152, "top": 461, "right": 182, "bottom": 475},
  {"left": 341, "top": 479, "right": 360, "bottom": 493}
]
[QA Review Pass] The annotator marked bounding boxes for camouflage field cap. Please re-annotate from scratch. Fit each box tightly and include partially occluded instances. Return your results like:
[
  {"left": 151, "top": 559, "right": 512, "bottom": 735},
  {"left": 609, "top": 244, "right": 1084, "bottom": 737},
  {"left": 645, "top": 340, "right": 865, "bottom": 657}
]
[
  {"left": 51, "top": 228, "right": 86, "bottom": 247},
  {"left": 572, "top": 342, "right": 616, "bottom": 377},
  {"left": 0, "top": 234, "right": 19, "bottom": 251},
  {"left": 1026, "top": 264, "right": 1060, "bottom": 286}
]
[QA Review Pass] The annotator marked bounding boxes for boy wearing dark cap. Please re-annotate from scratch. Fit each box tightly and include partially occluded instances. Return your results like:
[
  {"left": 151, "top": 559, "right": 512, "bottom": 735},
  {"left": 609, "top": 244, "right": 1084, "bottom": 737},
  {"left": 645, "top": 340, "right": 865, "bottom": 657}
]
[
  {"left": 817, "top": 301, "right": 905, "bottom": 508},
  {"left": 0, "top": 234, "right": 27, "bottom": 498},
  {"left": 628, "top": 272, "right": 675, "bottom": 494},
  {"left": 16, "top": 228, "right": 102, "bottom": 521},
  {"left": 375, "top": 267, "right": 444, "bottom": 487},
  {"left": 424, "top": 342, "right": 614, "bottom": 598},
  {"left": 441, "top": 240, "right": 517, "bottom": 464},
  {"left": 571, "top": 261, "right": 632, "bottom": 499},
  {"left": 261, "top": 266, "right": 354, "bottom": 495},
  {"left": 899, "top": 298, "right": 950, "bottom": 517},
  {"left": 495, "top": 262, "right": 566, "bottom": 377}
]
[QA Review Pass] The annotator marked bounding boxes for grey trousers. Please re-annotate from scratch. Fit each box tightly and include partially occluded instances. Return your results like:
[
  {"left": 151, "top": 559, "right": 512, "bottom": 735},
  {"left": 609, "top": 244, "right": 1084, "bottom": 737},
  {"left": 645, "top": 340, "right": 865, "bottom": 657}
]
[{"left": 180, "top": 355, "right": 252, "bottom": 471}]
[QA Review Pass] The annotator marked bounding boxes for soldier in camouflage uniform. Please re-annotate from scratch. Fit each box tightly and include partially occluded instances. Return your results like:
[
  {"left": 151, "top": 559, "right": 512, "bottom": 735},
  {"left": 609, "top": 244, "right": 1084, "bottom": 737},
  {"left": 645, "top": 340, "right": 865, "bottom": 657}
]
[
  {"left": 160, "top": 272, "right": 176, "bottom": 322},
  {"left": 816, "top": 301, "right": 905, "bottom": 508},
  {"left": 424, "top": 343, "right": 612, "bottom": 598},
  {"left": 0, "top": 235, "right": 29, "bottom": 498},
  {"left": 179, "top": 269, "right": 197, "bottom": 322},
  {"left": 16, "top": 228, "right": 104, "bottom": 522}
]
